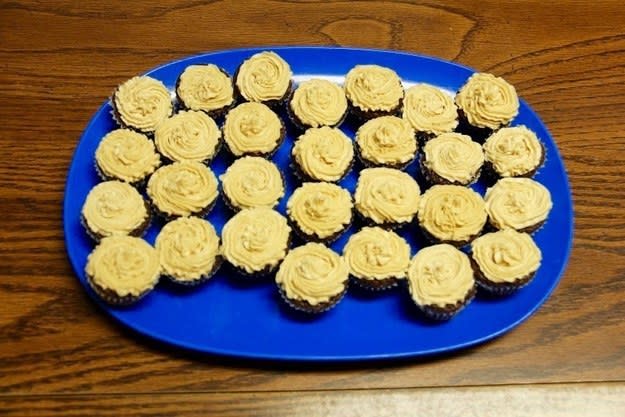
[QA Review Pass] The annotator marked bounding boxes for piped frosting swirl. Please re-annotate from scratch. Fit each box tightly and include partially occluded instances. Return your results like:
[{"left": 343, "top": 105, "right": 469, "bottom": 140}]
[
  {"left": 344, "top": 65, "right": 404, "bottom": 112},
  {"left": 483, "top": 125, "right": 544, "bottom": 177},
  {"left": 113, "top": 76, "right": 172, "bottom": 133},
  {"left": 290, "top": 79, "right": 348, "bottom": 127},
  {"left": 95, "top": 129, "right": 161, "bottom": 183},
  {"left": 356, "top": 116, "right": 416, "bottom": 165},
  {"left": 484, "top": 178, "right": 552, "bottom": 230},
  {"left": 403, "top": 83, "right": 458, "bottom": 135},
  {"left": 155, "top": 110, "right": 221, "bottom": 163},
  {"left": 220, "top": 156, "right": 284, "bottom": 210},
  {"left": 423, "top": 132, "right": 484, "bottom": 184},
  {"left": 223, "top": 102, "right": 283, "bottom": 156},
  {"left": 176, "top": 64, "right": 234, "bottom": 112},
  {"left": 236, "top": 51, "right": 292, "bottom": 102},
  {"left": 292, "top": 127, "right": 354, "bottom": 182}
]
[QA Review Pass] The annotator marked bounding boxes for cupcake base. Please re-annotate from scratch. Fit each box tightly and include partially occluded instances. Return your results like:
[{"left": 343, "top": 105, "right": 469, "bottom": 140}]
[
  {"left": 164, "top": 255, "right": 224, "bottom": 286},
  {"left": 286, "top": 99, "right": 348, "bottom": 131},
  {"left": 416, "top": 285, "right": 476, "bottom": 320},
  {"left": 288, "top": 213, "right": 353, "bottom": 244},
  {"left": 419, "top": 154, "right": 481, "bottom": 186},
  {"left": 278, "top": 286, "right": 347, "bottom": 314},
  {"left": 455, "top": 110, "right": 503, "bottom": 143},
  {"left": 290, "top": 156, "right": 353, "bottom": 184},
  {"left": 354, "top": 144, "right": 415, "bottom": 171},
  {"left": 418, "top": 220, "right": 484, "bottom": 248},
  {"left": 351, "top": 275, "right": 401, "bottom": 291},
  {"left": 355, "top": 209, "right": 413, "bottom": 230},
  {"left": 482, "top": 142, "right": 546, "bottom": 182},
  {"left": 87, "top": 274, "right": 155, "bottom": 306},
  {"left": 175, "top": 66, "right": 235, "bottom": 120},
  {"left": 148, "top": 195, "right": 218, "bottom": 222},
  {"left": 485, "top": 219, "right": 546, "bottom": 235},
  {"left": 348, "top": 98, "right": 403, "bottom": 122},
  {"left": 470, "top": 258, "right": 536, "bottom": 295}
]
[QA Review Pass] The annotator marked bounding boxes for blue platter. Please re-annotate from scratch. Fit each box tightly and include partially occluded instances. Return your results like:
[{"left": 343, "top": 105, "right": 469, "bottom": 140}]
[{"left": 64, "top": 47, "right": 574, "bottom": 361}]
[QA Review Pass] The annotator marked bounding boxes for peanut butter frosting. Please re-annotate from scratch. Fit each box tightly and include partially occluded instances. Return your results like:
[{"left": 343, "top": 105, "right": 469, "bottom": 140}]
[
  {"left": 356, "top": 116, "right": 416, "bottom": 165},
  {"left": 154, "top": 110, "right": 221, "bottom": 163},
  {"left": 176, "top": 64, "right": 234, "bottom": 112},
  {"left": 223, "top": 102, "right": 283, "bottom": 156},
  {"left": 423, "top": 132, "right": 484, "bottom": 184},
  {"left": 483, "top": 125, "right": 544, "bottom": 177},
  {"left": 236, "top": 51, "right": 292, "bottom": 102},
  {"left": 343, "top": 227, "right": 410, "bottom": 280},
  {"left": 403, "top": 84, "right": 458, "bottom": 135},
  {"left": 292, "top": 126, "right": 354, "bottom": 181},
  {"left": 344, "top": 65, "right": 404, "bottom": 112},
  {"left": 95, "top": 129, "right": 161, "bottom": 183},
  {"left": 289, "top": 79, "right": 348, "bottom": 127},
  {"left": 113, "top": 76, "right": 172, "bottom": 132},
  {"left": 484, "top": 178, "right": 552, "bottom": 230},
  {"left": 220, "top": 156, "right": 284, "bottom": 210}
]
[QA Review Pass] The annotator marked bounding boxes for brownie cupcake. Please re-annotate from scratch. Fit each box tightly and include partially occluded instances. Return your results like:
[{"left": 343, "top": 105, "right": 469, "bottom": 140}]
[
  {"left": 234, "top": 51, "right": 293, "bottom": 107},
  {"left": 483, "top": 125, "right": 545, "bottom": 179},
  {"left": 223, "top": 102, "right": 285, "bottom": 157},
  {"left": 220, "top": 156, "right": 284, "bottom": 211},
  {"left": 355, "top": 116, "right": 417, "bottom": 169},
  {"left": 112, "top": 76, "right": 173, "bottom": 134},
  {"left": 292, "top": 127, "right": 354, "bottom": 182},
  {"left": 402, "top": 83, "right": 458, "bottom": 143},
  {"left": 421, "top": 132, "right": 484, "bottom": 186},
  {"left": 288, "top": 79, "right": 348, "bottom": 129},
  {"left": 344, "top": 65, "right": 404, "bottom": 120},
  {"left": 275, "top": 243, "right": 349, "bottom": 313},
  {"left": 176, "top": 64, "right": 235, "bottom": 119}
]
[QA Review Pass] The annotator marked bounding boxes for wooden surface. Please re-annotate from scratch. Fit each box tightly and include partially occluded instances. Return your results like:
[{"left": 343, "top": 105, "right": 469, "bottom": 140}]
[{"left": 1, "top": 0, "right": 625, "bottom": 415}]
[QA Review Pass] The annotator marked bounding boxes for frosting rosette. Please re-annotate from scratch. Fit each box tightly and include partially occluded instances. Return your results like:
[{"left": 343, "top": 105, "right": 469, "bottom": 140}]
[
  {"left": 95, "top": 129, "right": 161, "bottom": 183},
  {"left": 344, "top": 65, "right": 404, "bottom": 112},
  {"left": 423, "top": 132, "right": 484, "bottom": 184},
  {"left": 220, "top": 156, "right": 284, "bottom": 210},
  {"left": 176, "top": 64, "right": 234, "bottom": 113},
  {"left": 289, "top": 79, "right": 348, "bottom": 127},
  {"left": 155, "top": 110, "right": 221, "bottom": 163},
  {"left": 343, "top": 227, "right": 410, "bottom": 280},
  {"left": 292, "top": 127, "right": 354, "bottom": 182},
  {"left": 223, "top": 102, "right": 283, "bottom": 156},
  {"left": 484, "top": 178, "right": 552, "bottom": 230},
  {"left": 113, "top": 76, "right": 172, "bottom": 133},
  {"left": 236, "top": 51, "right": 292, "bottom": 102},
  {"left": 403, "top": 83, "right": 458, "bottom": 135},
  {"left": 356, "top": 116, "right": 416, "bottom": 166},
  {"left": 483, "top": 125, "right": 544, "bottom": 177}
]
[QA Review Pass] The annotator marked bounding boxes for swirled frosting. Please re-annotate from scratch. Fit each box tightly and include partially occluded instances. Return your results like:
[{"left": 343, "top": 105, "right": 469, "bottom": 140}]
[
  {"left": 82, "top": 181, "right": 148, "bottom": 237},
  {"left": 418, "top": 185, "right": 487, "bottom": 241},
  {"left": 176, "top": 64, "right": 234, "bottom": 112},
  {"left": 407, "top": 244, "right": 475, "bottom": 307},
  {"left": 221, "top": 207, "right": 291, "bottom": 273},
  {"left": 455, "top": 73, "right": 519, "bottom": 130},
  {"left": 402, "top": 84, "right": 458, "bottom": 135},
  {"left": 356, "top": 116, "right": 416, "bottom": 165},
  {"left": 154, "top": 111, "right": 221, "bottom": 163},
  {"left": 220, "top": 156, "right": 284, "bottom": 209},
  {"left": 292, "top": 127, "right": 354, "bottom": 181},
  {"left": 287, "top": 182, "right": 353, "bottom": 239},
  {"left": 236, "top": 51, "right": 292, "bottom": 102},
  {"left": 289, "top": 79, "right": 347, "bottom": 127},
  {"left": 147, "top": 161, "right": 219, "bottom": 217},
  {"left": 423, "top": 132, "right": 484, "bottom": 184},
  {"left": 343, "top": 227, "right": 410, "bottom": 280},
  {"left": 275, "top": 243, "right": 348, "bottom": 305},
  {"left": 471, "top": 229, "right": 541, "bottom": 283},
  {"left": 95, "top": 129, "right": 161, "bottom": 183},
  {"left": 223, "top": 102, "right": 283, "bottom": 156},
  {"left": 86, "top": 236, "right": 160, "bottom": 297},
  {"left": 484, "top": 178, "right": 552, "bottom": 230},
  {"left": 483, "top": 125, "right": 544, "bottom": 177},
  {"left": 113, "top": 76, "right": 172, "bottom": 132},
  {"left": 354, "top": 168, "right": 420, "bottom": 224},
  {"left": 344, "top": 65, "right": 404, "bottom": 112}
]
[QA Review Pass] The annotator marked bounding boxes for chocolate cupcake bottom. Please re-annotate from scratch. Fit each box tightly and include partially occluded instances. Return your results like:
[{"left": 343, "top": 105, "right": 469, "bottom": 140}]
[
  {"left": 351, "top": 275, "right": 401, "bottom": 291},
  {"left": 288, "top": 213, "right": 353, "bottom": 244},
  {"left": 470, "top": 258, "right": 536, "bottom": 295},
  {"left": 165, "top": 255, "right": 224, "bottom": 286},
  {"left": 418, "top": 219, "right": 484, "bottom": 248},
  {"left": 348, "top": 98, "right": 403, "bottom": 122},
  {"left": 419, "top": 154, "right": 481, "bottom": 187},
  {"left": 278, "top": 286, "right": 347, "bottom": 314},
  {"left": 87, "top": 274, "right": 156, "bottom": 306},
  {"left": 415, "top": 285, "right": 477, "bottom": 320}
]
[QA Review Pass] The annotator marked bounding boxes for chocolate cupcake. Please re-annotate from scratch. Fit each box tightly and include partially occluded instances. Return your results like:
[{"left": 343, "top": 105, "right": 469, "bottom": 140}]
[
  {"left": 112, "top": 76, "right": 173, "bottom": 134},
  {"left": 292, "top": 127, "right": 354, "bottom": 182},
  {"left": 483, "top": 125, "right": 545, "bottom": 179},
  {"left": 219, "top": 156, "right": 284, "bottom": 211},
  {"left": 344, "top": 65, "right": 404, "bottom": 120},
  {"left": 223, "top": 102, "right": 285, "bottom": 157},
  {"left": 234, "top": 51, "right": 293, "bottom": 107},
  {"left": 288, "top": 78, "right": 348, "bottom": 129},
  {"left": 402, "top": 83, "right": 458, "bottom": 143},
  {"left": 355, "top": 116, "right": 417, "bottom": 169},
  {"left": 176, "top": 64, "right": 235, "bottom": 119},
  {"left": 421, "top": 132, "right": 484, "bottom": 186}
]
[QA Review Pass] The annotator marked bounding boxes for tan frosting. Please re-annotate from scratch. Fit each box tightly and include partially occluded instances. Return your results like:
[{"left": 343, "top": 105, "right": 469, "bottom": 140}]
[
  {"left": 86, "top": 236, "right": 160, "bottom": 297},
  {"left": 403, "top": 84, "right": 458, "bottom": 135},
  {"left": 289, "top": 79, "right": 348, "bottom": 127},
  {"left": 177, "top": 64, "right": 234, "bottom": 112},
  {"left": 114, "top": 76, "right": 172, "bottom": 132},
  {"left": 82, "top": 181, "right": 148, "bottom": 237},
  {"left": 95, "top": 129, "right": 161, "bottom": 183},
  {"left": 275, "top": 243, "right": 348, "bottom": 305},
  {"left": 485, "top": 178, "right": 552, "bottom": 230},
  {"left": 483, "top": 125, "right": 544, "bottom": 176},
  {"left": 147, "top": 161, "right": 218, "bottom": 217},
  {"left": 155, "top": 217, "right": 220, "bottom": 281},
  {"left": 418, "top": 185, "right": 487, "bottom": 241},
  {"left": 423, "top": 132, "right": 484, "bottom": 184},
  {"left": 221, "top": 207, "right": 291, "bottom": 273},
  {"left": 292, "top": 127, "right": 354, "bottom": 181},
  {"left": 343, "top": 227, "right": 410, "bottom": 280},
  {"left": 407, "top": 244, "right": 475, "bottom": 307},
  {"left": 236, "top": 51, "right": 292, "bottom": 102},
  {"left": 455, "top": 73, "right": 519, "bottom": 130},
  {"left": 471, "top": 229, "right": 541, "bottom": 283},
  {"left": 155, "top": 111, "right": 221, "bottom": 163},
  {"left": 223, "top": 102, "right": 282, "bottom": 156},
  {"left": 220, "top": 156, "right": 284, "bottom": 209},
  {"left": 354, "top": 168, "right": 420, "bottom": 224},
  {"left": 344, "top": 65, "right": 404, "bottom": 111},
  {"left": 287, "top": 182, "right": 353, "bottom": 239},
  {"left": 356, "top": 116, "right": 416, "bottom": 165}
]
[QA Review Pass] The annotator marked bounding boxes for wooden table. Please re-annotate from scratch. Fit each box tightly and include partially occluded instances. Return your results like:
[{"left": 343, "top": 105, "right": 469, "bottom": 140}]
[{"left": 1, "top": 1, "right": 624, "bottom": 415}]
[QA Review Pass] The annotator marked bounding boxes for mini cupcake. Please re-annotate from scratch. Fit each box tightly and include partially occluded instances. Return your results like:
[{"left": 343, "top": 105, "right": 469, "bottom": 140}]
[
  {"left": 402, "top": 83, "right": 458, "bottom": 143},
  {"left": 344, "top": 65, "right": 404, "bottom": 120},
  {"left": 286, "top": 182, "right": 353, "bottom": 243},
  {"left": 292, "top": 127, "right": 354, "bottom": 182},
  {"left": 85, "top": 235, "right": 161, "bottom": 305},
  {"left": 342, "top": 227, "right": 411, "bottom": 290},
  {"left": 421, "top": 132, "right": 484, "bottom": 186},
  {"left": 95, "top": 129, "right": 161, "bottom": 185},
  {"left": 407, "top": 244, "right": 476, "bottom": 320},
  {"left": 470, "top": 229, "right": 542, "bottom": 295},
  {"left": 355, "top": 116, "right": 417, "bottom": 169},
  {"left": 220, "top": 156, "right": 284, "bottom": 211},
  {"left": 234, "top": 51, "right": 293, "bottom": 107},
  {"left": 154, "top": 110, "right": 221, "bottom": 164},
  {"left": 81, "top": 181, "right": 151, "bottom": 241},
  {"left": 223, "top": 102, "right": 285, "bottom": 157},
  {"left": 354, "top": 167, "right": 420, "bottom": 228},
  {"left": 155, "top": 217, "right": 222, "bottom": 286},
  {"left": 483, "top": 125, "right": 545, "bottom": 179},
  {"left": 484, "top": 177, "right": 552, "bottom": 233},
  {"left": 175, "top": 64, "right": 235, "bottom": 119},
  {"left": 221, "top": 207, "right": 291, "bottom": 277},
  {"left": 146, "top": 161, "right": 219, "bottom": 220},
  {"left": 275, "top": 243, "right": 349, "bottom": 313},
  {"left": 417, "top": 185, "right": 487, "bottom": 246},
  {"left": 288, "top": 79, "right": 348, "bottom": 129},
  {"left": 112, "top": 76, "right": 173, "bottom": 134}
]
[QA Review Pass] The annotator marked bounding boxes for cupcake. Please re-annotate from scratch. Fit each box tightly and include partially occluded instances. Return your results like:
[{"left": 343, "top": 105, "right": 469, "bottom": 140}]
[
  {"left": 291, "top": 127, "right": 354, "bottom": 182},
  {"left": 484, "top": 177, "right": 552, "bottom": 233},
  {"left": 286, "top": 182, "right": 353, "bottom": 243},
  {"left": 234, "top": 51, "right": 293, "bottom": 107},
  {"left": 175, "top": 64, "right": 235, "bottom": 119},
  {"left": 288, "top": 78, "right": 348, "bottom": 129},
  {"left": 354, "top": 167, "right": 420, "bottom": 228},
  {"left": 421, "top": 132, "right": 484, "bottom": 186},
  {"left": 470, "top": 229, "right": 542, "bottom": 295},
  {"left": 402, "top": 83, "right": 458, "bottom": 143},
  {"left": 407, "top": 244, "right": 476, "bottom": 320},
  {"left": 220, "top": 156, "right": 284, "bottom": 211},
  {"left": 112, "top": 76, "right": 173, "bottom": 134},
  {"left": 483, "top": 125, "right": 545, "bottom": 179},
  {"left": 154, "top": 110, "right": 221, "bottom": 164},
  {"left": 417, "top": 185, "right": 487, "bottom": 246},
  {"left": 223, "top": 102, "right": 285, "bottom": 157},
  {"left": 342, "top": 227, "right": 411, "bottom": 290},
  {"left": 85, "top": 235, "right": 161, "bottom": 305},
  {"left": 275, "top": 243, "right": 349, "bottom": 313},
  {"left": 155, "top": 217, "right": 222, "bottom": 286},
  {"left": 94, "top": 129, "right": 161, "bottom": 185},
  {"left": 344, "top": 65, "right": 404, "bottom": 120},
  {"left": 355, "top": 116, "right": 417, "bottom": 169},
  {"left": 146, "top": 161, "right": 219, "bottom": 219},
  {"left": 81, "top": 181, "right": 151, "bottom": 241},
  {"left": 221, "top": 207, "right": 291, "bottom": 277}
]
